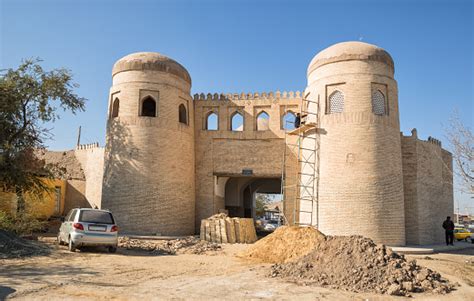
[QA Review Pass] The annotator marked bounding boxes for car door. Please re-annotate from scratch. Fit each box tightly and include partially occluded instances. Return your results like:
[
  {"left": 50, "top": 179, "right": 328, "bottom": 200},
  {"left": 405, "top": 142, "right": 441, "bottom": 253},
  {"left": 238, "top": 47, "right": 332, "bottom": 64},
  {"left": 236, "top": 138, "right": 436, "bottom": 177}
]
[
  {"left": 59, "top": 210, "right": 73, "bottom": 241},
  {"left": 65, "top": 209, "right": 77, "bottom": 242}
]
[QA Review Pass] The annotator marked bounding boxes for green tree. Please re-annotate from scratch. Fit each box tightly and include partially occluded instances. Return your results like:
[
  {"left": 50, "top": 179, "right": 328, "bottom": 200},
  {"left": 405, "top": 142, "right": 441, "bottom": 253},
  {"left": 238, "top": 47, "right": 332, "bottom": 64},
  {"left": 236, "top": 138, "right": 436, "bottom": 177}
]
[
  {"left": 0, "top": 59, "right": 86, "bottom": 210},
  {"left": 255, "top": 194, "right": 271, "bottom": 217}
]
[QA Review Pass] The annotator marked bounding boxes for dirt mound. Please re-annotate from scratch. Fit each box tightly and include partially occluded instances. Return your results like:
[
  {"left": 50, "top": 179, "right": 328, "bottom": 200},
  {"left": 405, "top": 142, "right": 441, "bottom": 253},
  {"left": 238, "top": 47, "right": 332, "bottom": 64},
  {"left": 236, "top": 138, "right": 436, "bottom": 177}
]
[
  {"left": 0, "top": 230, "right": 50, "bottom": 259},
  {"left": 270, "top": 235, "right": 453, "bottom": 296},
  {"left": 118, "top": 236, "right": 221, "bottom": 255},
  {"left": 241, "top": 226, "right": 326, "bottom": 263}
]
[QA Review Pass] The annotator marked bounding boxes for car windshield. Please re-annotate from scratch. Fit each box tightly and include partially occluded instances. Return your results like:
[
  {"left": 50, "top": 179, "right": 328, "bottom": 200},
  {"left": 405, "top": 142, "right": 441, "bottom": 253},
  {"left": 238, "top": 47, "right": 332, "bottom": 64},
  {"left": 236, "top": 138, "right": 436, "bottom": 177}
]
[{"left": 79, "top": 210, "right": 114, "bottom": 224}]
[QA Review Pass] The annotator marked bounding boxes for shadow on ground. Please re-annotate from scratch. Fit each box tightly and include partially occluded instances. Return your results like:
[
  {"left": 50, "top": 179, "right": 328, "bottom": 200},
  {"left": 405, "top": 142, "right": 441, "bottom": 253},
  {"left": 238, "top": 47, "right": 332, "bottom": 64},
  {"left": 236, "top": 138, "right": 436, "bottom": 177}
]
[
  {"left": 0, "top": 263, "right": 98, "bottom": 287},
  {"left": 0, "top": 286, "right": 16, "bottom": 301}
]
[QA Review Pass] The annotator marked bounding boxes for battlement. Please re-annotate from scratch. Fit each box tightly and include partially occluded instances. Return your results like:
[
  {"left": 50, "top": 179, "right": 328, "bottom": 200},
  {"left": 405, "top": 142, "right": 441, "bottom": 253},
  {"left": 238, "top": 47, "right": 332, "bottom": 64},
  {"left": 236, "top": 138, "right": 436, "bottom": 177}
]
[
  {"left": 193, "top": 90, "right": 303, "bottom": 101},
  {"left": 76, "top": 142, "right": 101, "bottom": 150},
  {"left": 402, "top": 129, "right": 442, "bottom": 147},
  {"left": 427, "top": 136, "right": 442, "bottom": 147}
]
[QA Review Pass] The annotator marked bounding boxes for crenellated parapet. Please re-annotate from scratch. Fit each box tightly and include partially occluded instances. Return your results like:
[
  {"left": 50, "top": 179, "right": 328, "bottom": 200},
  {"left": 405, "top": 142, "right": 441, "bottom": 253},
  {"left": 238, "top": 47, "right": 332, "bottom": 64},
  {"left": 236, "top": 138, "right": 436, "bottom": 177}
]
[
  {"left": 402, "top": 129, "right": 442, "bottom": 148},
  {"left": 193, "top": 90, "right": 303, "bottom": 101},
  {"left": 76, "top": 142, "right": 100, "bottom": 150},
  {"left": 427, "top": 136, "right": 442, "bottom": 147}
]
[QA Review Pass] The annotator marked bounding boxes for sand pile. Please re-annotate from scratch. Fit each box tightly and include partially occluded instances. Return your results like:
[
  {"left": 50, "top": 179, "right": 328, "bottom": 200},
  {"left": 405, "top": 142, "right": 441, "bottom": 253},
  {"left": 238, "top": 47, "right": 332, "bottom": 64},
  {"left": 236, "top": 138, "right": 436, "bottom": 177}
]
[
  {"left": 118, "top": 236, "right": 221, "bottom": 255},
  {"left": 242, "top": 226, "right": 326, "bottom": 263},
  {"left": 0, "top": 230, "right": 50, "bottom": 259},
  {"left": 270, "top": 235, "right": 453, "bottom": 296}
]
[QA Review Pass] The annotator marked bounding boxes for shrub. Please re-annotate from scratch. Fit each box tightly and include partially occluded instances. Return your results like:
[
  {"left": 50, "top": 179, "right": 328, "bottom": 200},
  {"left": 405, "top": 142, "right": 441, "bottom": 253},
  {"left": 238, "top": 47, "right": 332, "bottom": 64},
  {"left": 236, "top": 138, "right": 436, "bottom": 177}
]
[{"left": 0, "top": 211, "right": 45, "bottom": 235}]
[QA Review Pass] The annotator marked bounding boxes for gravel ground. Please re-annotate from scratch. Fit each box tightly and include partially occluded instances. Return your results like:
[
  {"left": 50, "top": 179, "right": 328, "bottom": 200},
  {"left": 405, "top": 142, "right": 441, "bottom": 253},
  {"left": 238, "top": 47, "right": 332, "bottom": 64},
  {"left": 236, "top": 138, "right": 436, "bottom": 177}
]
[{"left": 0, "top": 236, "right": 473, "bottom": 300}]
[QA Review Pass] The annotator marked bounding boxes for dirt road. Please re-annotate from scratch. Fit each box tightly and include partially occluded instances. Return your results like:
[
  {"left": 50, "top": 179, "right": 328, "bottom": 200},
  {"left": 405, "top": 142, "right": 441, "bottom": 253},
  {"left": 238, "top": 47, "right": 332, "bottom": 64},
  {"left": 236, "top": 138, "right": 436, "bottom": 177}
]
[{"left": 1, "top": 238, "right": 473, "bottom": 300}]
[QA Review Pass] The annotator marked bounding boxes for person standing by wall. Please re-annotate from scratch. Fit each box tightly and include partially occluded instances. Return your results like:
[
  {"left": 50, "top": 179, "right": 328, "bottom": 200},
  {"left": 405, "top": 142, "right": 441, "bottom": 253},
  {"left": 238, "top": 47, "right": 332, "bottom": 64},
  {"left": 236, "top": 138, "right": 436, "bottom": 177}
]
[{"left": 442, "top": 216, "right": 455, "bottom": 246}]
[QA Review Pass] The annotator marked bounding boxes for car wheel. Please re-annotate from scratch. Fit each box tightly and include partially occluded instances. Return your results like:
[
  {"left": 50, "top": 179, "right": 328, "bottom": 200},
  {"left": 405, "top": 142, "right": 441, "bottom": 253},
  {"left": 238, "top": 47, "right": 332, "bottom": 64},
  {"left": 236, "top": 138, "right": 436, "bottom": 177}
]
[
  {"left": 68, "top": 237, "right": 76, "bottom": 252},
  {"left": 465, "top": 238, "right": 468, "bottom": 242},
  {"left": 108, "top": 246, "right": 117, "bottom": 253}
]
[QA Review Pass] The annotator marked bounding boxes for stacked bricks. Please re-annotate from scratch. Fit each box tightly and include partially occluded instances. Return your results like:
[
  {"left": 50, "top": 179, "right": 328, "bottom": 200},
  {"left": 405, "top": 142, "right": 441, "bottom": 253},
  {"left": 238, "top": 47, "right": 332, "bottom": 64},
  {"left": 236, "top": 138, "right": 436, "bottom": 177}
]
[{"left": 200, "top": 214, "right": 257, "bottom": 244}]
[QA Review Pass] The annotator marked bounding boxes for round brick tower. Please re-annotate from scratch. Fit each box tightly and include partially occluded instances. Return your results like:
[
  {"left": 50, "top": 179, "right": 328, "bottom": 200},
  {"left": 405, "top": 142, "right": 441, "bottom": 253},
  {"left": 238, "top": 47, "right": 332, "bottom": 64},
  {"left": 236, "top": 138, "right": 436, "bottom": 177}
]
[
  {"left": 305, "top": 41, "right": 405, "bottom": 246},
  {"left": 102, "top": 52, "right": 195, "bottom": 235}
]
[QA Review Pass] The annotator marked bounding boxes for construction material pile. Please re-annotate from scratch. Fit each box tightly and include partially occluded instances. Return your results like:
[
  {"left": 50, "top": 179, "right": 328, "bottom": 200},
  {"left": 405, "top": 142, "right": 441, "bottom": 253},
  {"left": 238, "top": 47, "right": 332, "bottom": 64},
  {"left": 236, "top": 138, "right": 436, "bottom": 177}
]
[
  {"left": 118, "top": 236, "right": 221, "bottom": 255},
  {"left": 0, "top": 230, "right": 50, "bottom": 259},
  {"left": 242, "top": 226, "right": 326, "bottom": 263},
  {"left": 242, "top": 226, "right": 452, "bottom": 296},
  {"left": 200, "top": 214, "right": 257, "bottom": 244}
]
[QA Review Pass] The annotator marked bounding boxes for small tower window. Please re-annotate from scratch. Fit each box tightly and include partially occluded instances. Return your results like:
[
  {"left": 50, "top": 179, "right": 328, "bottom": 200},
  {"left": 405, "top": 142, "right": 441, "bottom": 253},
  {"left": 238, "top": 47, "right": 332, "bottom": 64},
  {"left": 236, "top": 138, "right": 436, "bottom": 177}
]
[
  {"left": 141, "top": 97, "right": 156, "bottom": 117},
  {"left": 328, "top": 90, "right": 344, "bottom": 114},
  {"left": 206, "top": 112, "right": 218, "bottom": 130},
  {"left": 231, "top": 112, "right": 244, "bottom": 131},
  {"left": 111, "top": 98, "right": 119, "bottom": 118},
  {"left": 256, "top": 111, "right": 270, "bottom": 131},
  {"left": 282, "top": 111, "right": 296, "bottom": 130},
  {"left": 179, "top": 104, "right": 187, "bottom": 124},
  {"left": 372, "top": 90, "right": 386, "bottom": 115}
]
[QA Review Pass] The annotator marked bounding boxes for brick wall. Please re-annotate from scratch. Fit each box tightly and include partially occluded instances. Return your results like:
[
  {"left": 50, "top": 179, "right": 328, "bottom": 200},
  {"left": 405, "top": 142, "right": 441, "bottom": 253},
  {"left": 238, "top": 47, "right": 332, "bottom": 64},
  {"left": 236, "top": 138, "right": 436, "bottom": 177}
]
[
  {"left": 101, "top": 68, "right": 195, "bottom": 235},
  {"left": 74, "top": 144, "right": 104, "bottom": 209},
  {"left": 306, "top": 57, "right": 406, "bottom": 246},
  {"left": 402, "top": 131, "right": 454, "bottom": 245},
  {"left": 193, "top": 93, "right": 301, "bottom": 229}
]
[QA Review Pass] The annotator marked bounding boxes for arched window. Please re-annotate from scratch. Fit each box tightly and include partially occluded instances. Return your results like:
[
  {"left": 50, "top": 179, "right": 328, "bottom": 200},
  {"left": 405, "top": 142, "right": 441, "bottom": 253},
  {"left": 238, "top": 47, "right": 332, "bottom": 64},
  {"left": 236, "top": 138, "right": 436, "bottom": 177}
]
[
  {"left": 372, "top": 90, "right": 386, "bottom": 115},
  {"left": 141, "top": 97, "right": 156, "bottom": 117},
  {"left": 282, "top": 111, "right": 296, "bottom": 130},
  {"left": 179, "top": 104, "right": 187, "bottom": 124},
  {"left": 206, "top": 112, "right": 218, "bottom": 130},
  {"left": 231, "top": 112, "right": 244, "bottom": 131},
  {"left": 256, "top": 111, "right": 270, "bottom": 131},
  {"left": 111, "top": 98, "right": 119, "bottom": 118},
  {"left": 328, "top": 90, "right": 344, "bottom": 114}
]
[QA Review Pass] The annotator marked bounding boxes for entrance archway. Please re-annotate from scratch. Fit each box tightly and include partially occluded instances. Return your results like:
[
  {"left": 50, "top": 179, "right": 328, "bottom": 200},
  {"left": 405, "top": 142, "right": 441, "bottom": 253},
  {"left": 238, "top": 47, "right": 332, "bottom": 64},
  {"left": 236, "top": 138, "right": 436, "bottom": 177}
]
[{"left": 224, "top": 177, "right": 281, "bottom": 219}]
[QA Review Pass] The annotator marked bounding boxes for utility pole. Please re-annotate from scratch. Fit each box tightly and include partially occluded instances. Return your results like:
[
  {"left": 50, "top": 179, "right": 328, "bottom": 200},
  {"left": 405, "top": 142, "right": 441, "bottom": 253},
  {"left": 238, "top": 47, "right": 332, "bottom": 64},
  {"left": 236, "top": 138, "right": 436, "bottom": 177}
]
[{"left": 76, "top": 126, "right": 81, "bottom": 147}]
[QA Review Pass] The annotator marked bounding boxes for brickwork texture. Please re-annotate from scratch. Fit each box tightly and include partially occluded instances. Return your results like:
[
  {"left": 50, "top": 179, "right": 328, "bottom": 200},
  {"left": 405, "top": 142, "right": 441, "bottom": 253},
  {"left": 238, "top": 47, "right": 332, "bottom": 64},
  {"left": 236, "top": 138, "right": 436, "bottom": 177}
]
[{"left": 54, "top": 43, "right": 454, "bottom": 245}]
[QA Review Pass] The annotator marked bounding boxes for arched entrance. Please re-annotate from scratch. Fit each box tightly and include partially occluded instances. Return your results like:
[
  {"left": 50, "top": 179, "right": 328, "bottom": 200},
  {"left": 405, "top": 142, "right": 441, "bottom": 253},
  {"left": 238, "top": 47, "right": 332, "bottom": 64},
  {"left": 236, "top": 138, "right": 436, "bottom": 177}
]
[{"left": 224, "top": 177, "right": 281, "bottom": 219}]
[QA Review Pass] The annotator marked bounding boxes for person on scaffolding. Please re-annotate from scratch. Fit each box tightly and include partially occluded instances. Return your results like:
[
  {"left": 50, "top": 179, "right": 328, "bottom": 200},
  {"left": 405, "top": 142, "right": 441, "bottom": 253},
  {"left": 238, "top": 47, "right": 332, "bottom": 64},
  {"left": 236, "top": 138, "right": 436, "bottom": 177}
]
[{"left": 294, "top": 113, "right": 307, "bottom": 128}]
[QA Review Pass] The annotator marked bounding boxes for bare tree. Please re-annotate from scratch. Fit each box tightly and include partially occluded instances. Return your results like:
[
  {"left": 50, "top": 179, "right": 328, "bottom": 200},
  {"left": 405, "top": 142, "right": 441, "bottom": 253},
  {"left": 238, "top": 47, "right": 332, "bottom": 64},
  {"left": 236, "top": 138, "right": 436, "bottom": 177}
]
[{"left": 446, "top": 111, "right": 473, "bottom": 195}]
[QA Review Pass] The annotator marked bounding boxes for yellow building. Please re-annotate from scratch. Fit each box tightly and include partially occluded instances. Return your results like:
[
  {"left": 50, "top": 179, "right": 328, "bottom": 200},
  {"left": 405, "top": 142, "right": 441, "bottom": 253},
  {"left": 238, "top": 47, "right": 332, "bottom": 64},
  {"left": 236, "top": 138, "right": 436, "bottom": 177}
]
[{"left": 0, "top": 178, "right": 66, "bottom": 219}]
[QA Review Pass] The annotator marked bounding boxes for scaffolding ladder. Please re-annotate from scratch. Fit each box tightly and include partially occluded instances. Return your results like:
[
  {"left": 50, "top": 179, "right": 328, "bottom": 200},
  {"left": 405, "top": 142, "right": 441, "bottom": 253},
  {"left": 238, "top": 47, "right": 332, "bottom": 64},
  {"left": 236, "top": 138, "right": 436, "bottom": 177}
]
[{"left": 281, "top": 93, "right": 321, "bottom": 227}]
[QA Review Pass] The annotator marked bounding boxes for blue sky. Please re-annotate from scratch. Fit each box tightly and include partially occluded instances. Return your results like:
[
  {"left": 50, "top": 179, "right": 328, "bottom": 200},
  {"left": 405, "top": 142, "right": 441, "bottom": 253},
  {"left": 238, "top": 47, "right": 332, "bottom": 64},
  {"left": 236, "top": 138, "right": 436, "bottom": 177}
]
[{"left": 1, "top": 0, "right": 473, "bottom": 212}]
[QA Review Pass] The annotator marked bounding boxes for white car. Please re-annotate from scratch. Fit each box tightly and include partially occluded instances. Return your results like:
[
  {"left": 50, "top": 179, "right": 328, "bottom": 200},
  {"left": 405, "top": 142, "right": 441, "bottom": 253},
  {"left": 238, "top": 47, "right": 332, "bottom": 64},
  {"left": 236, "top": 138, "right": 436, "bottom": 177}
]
[
  {"left": 58, "top": 208, "right": 119, "bottom": 253},
  {"left": 264, "top": 220, "right": 279, "bottom": 232}
]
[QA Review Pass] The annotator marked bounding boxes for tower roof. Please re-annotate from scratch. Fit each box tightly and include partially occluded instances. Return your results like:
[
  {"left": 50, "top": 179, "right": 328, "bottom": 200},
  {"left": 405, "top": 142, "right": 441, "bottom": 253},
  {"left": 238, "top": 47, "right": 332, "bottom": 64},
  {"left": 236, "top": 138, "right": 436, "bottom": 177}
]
[
  {"left": 112, "top": 52, "right": 191, "bottom": 84},
  {"left": 307, "top": 41, "right": 394, "bottom": 75}
]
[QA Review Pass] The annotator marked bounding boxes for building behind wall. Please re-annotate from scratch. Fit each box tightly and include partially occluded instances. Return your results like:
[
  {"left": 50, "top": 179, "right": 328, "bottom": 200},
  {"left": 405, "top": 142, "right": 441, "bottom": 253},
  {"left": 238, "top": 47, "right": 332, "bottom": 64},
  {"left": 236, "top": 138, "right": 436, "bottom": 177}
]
[{"left": 32, "top": 41, "right": 454, "bottom": 245}]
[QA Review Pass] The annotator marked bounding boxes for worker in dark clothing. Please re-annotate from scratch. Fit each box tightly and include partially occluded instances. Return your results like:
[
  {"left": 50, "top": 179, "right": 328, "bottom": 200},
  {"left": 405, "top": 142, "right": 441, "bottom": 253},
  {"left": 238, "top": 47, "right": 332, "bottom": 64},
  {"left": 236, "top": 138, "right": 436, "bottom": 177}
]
[
  {"left": 294, "top": 113, "right": 307, "bottom": 128},
  {"left": 442, "top": 216, "right": 455, "bottom": 246}
]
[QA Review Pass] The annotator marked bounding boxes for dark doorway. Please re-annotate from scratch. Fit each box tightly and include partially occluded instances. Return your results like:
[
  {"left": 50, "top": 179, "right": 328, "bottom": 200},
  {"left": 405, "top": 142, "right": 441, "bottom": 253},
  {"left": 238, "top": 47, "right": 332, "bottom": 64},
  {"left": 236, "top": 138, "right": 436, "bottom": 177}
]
[
  {"left": 224, "top": 177, "right": 281, "bottom": 219},
  {"left": 141, "top": 97, "right": 156, "bottom": 117}
]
